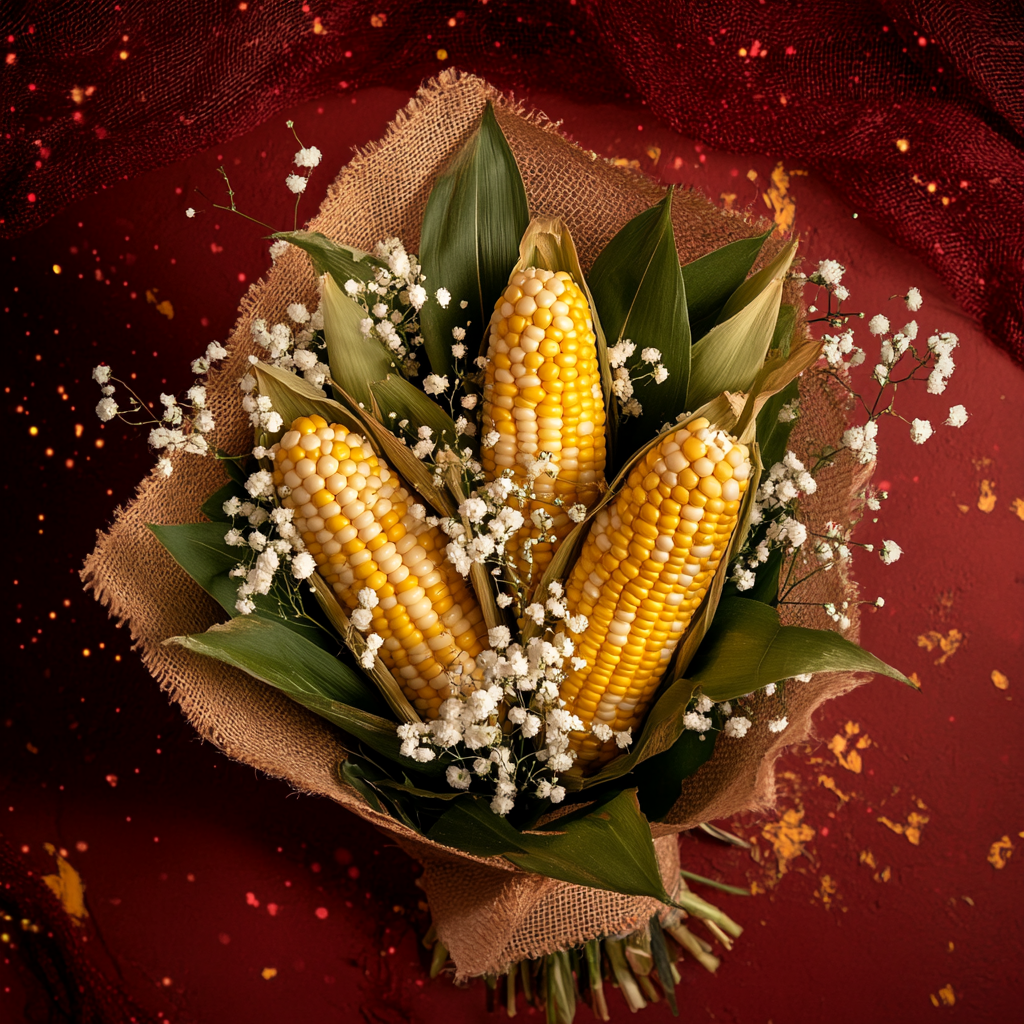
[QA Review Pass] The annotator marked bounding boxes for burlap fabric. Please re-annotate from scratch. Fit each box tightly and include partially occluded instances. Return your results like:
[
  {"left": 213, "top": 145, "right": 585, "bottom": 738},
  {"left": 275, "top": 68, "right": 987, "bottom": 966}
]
[{"left": 83, "top": 72, "right": 869, "bottom": 980}]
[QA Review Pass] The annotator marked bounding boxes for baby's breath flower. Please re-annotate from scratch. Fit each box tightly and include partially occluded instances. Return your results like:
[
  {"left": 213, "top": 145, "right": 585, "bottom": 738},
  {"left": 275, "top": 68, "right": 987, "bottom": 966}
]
[
  {"left": 909, "top": 418, "right": 933, "bottom": 444},
  {"left": 293, "top": 146, "right": 322, "bottom": 168},
  {"left": 435, "top": 287, "right": 451, "bottom": 308},
  {"left": 285, "top": 173, "right": 307, "bottom": 194},
  {"left": 423, "top": 374, "right": 449, "bottom": 396},
  {"left": 945, "top": 404, "right": 968, "bottom": 427},
  {"left": 869, "top": 314, "right": 890, "bottom": 336},
  {"left": 880, "top": 539, "right": 903, "bottom": 565},
  {"left": 905, "top": 287, "right": 923, "bottom": 311},
  {"left": 95, "top": 396, "right": 118, "bottom": 422}
]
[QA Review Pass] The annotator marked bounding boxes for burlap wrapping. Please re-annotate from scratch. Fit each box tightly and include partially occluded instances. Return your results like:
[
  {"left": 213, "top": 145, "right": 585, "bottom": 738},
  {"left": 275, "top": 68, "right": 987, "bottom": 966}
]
[{"left": 82, "top": 71, "right": 869, "bottom": 980}]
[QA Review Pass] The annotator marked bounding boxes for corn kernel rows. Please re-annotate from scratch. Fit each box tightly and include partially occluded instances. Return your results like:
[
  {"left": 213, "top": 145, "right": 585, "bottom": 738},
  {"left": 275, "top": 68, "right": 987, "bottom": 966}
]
[
  {"left": 481, "top": 267, "right": 607, "bottom": 585},
  {"left": 559, "top": 417, "right": 751, "bottom": 769},
  {"left": 272, "top": 415, "right": 487, "bottom": 717}
]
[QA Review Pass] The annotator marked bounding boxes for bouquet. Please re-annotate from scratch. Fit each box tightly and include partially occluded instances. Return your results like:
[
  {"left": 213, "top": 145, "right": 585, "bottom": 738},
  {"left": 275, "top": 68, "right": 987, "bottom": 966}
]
[{"left": 85, "top": 74, "right": 965, "bottom": 1018}]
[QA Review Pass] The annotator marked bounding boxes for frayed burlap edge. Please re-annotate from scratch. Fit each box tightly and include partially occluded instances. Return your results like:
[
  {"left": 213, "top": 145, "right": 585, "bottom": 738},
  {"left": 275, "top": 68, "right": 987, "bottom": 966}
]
[{"left": 82, "top": 71, "right": 869, "bottom": 980}]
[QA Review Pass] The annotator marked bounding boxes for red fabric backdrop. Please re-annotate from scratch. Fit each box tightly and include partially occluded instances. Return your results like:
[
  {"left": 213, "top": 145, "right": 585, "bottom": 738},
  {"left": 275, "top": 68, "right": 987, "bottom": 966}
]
[{"left": 2, "top": 1, "right": 1023, "bottom": 361}]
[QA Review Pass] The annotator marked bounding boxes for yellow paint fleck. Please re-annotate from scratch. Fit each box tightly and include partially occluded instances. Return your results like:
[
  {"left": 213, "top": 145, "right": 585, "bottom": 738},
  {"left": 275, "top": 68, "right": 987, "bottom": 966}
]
[
  {"left": 827, "top": 727, "right": 863, "bottom": 773},
  {"left": 746, "top": 169, "right": 758, "bottom": 182},
  {"left": 1011, "top": 497, "right": 1024, "bottom": 520},
  {"left": 312, "top": 16, "right": 325, "bottom": 34},
  {"left": 436, "top": 48, "right": 447, "bottom": 60},
  {"left": 948, "top": 941, "right": 954, "bottom": 952},
  {"left": 896, "top": 138, "right": 910, "bottom": 153},
  {"left": 859, "top": 849, "right": 876, "bottom": 869},
  {"left": 818, "top": 774, "right": 851, "bottom": 802},
  {"left": 749, "top": 880, "right": 766, "bottom": 895},
  {"left": 978, "top": 479, "right": 997, "bottom": 513},
  {"left": 987, "top": 835, "right": 1014, "bottom": 869},
  {"left": 369, "top": 13, "right": 386, "bottom": 27},
  {"left": 145, "top": 289, "right": 175, "bottom": 320},
  {"left": 41, "top": 843, "right": 88, "bottom": 924},
  {"left": 909, "top": 671, "right": 924, "bottom": 688},
  {"left": 761, "top": 807, "right": 815, "bottom": 876},
  {"left": 916, "top": 629, "right": 963, "bottom": 665},
  {"left": 645, "top": 146, "right": 661, "bottom": 166},
  {"left": 720, "top": 192, "right": 737, "bottom": 209},
  {"left": 611, "top": 157, "right": 642, "bottom": 171},
  {"left": 956, "top": 502, "right": 970, "bottom": 514},
  {"left": 261, "top": 967, "right": 278, "bottom": 980},
  {"left": 992, "top": 669, "right": 1009, "bottom": 690},
  {"left": 878, "top": 810, "right": 930, "bottom": 846},
  {"left": 875, "top": 865, "right": 891, "bottom": 883},
  {"left": 814, "top": 874, "right": 838, "bottom": 906},
  {"left": 938, "top": 984, "right": 955, "bottom": 1006},
  {"left": 762, "top": 161, "right": 796, "bottom": 235}
]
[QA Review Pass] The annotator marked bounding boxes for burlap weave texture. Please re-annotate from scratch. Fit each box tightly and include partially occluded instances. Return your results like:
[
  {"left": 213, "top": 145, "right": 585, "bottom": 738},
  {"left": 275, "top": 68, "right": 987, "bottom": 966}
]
[{"left": 83, "top": 72, "right": 868, "bottom": 980}]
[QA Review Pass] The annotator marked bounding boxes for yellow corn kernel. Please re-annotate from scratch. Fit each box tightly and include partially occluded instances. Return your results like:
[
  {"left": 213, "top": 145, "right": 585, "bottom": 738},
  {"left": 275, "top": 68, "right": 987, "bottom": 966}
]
[
  {"left": 560, "top": 418, "right": 752, "bottom": 770},
  {"left": 481, "top": 267, "right": 607, "bottom": 588},
  {"left": 272, "top": 417, "right": 488, "bottom": 717}
]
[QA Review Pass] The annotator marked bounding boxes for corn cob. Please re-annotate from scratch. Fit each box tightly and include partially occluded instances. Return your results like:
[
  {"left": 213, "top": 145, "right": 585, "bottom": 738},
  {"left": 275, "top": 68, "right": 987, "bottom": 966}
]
[
  {"left": 481, "top": 266, "right": 607, "bottom": 587},
  {"left": 271, "top": 415, "right": 488, "bottom": 717},
  {"left": 559, "top": 417, "right": 751, "bottom": 770}
]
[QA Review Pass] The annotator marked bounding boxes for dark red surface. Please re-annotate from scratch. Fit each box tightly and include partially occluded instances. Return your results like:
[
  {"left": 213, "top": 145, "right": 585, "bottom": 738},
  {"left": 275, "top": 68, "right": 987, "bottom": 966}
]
[
  {"left": 3, "top": 2, "right": 1023, "bottom": 362},
  {"left": 4, "top": 86, "right": 1023, "bottom": 1023}
]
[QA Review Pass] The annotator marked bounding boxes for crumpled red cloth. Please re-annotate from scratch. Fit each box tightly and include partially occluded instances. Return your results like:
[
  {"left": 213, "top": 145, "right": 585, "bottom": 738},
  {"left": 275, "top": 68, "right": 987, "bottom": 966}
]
[{"left": 3, "top": 0, "right": 1022, "bottom": 363}]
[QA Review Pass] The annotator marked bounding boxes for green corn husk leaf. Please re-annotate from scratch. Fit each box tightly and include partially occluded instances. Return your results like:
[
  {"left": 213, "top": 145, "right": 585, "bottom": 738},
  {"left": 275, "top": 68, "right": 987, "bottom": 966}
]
[
  {"left": 419, "top": 101, "right": 529, "bottom": 381},
  {"left": 148, "top": 521, "right": 328, "bottom": 649},
  {"left": 514, "top": 215, "right": 617, "bottom": 450},
  {"left": 321, "top": 272, "right": 400, "bottom": 411},
  {"left": 588, "top": 192, "right": 689, "bottom": 458},
  {"left": 306, "top": 573, "right": 420, "bottom": 724},
  {"left": 683, "top": 228, "right": 772, "bottom": 339},
  {"left": 686, "top": 277, "right": 783, "bottom": 410},
  {"left": 369, "top": 373, "right": 462, "bottom": 454},
  {"left": 770, "top": 302, "right": 797, "bottom": 358},
  {"left": 688, "top": 597, "right": 917, "bottom": 701},
  {"left": 253, "top": 362, "right": 359, "bottom": 443},
  {"left": 715, "top": 238, "right": 797, "bottom": 324},
  {"left": 753, "top": 377, "right": 800, "bottom": 473},
  {"left": 162, "top": 617, "right": 456, "bottom": 776},
  {"left": 426, "top": 788, "right": 675, "bottom": 904},
  {"left": 271, "top": 230, "right": 385, "bottom": 287}
]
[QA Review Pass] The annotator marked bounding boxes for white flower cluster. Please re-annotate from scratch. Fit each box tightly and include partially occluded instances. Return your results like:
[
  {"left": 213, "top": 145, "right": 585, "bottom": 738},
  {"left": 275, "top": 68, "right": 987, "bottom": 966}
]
[
  {"left": 222, "top": 461, "right": 318, "bottom": 615},
  {"left": 246, "top": 302, "right": 329, "bottom": 391},
  {"left": 92, "top": 344, "right": 229, "bottom": 478},
  {"left": 344, "top": 238, "right": 429, "bottom": 377},
  {"left": 389, "top": 582, "right": 631, "bottom": 815},
  {"left": 607, "top": 340, "right": 668, "bottom": 419}
]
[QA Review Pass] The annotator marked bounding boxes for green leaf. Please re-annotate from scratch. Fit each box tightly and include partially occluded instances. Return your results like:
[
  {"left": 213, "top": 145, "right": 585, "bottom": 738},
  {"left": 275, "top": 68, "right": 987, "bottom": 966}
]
[
  {"left": 369, "top": 374, "right": 461, "bottom": 453},
  {"left": 634, "top": 723, "right": 718, "bottom": 822},
  {"left": 754, "top": 377, "right": 800, "bottom": 472},
  {"left": 169, "top": 614, "right": 384, "bottom": 714},
  {"left": 427, "top": 789, "right": 674, "bottom": 902},
  {"left": 252, "top": 362, "right": 358, "bottom": 443},
  {"left": 271, "top": 230, "right": 385, "bottom": 287},
  {"left": 716, "top": 239, "right": 797, "bottom": 325},
  {"left": 200, "top": 480, "right": 245, "bottom": 523},
  {"left": 682, "top": 229, "right": 771, "bottom": 338},
  {"left": 168, "top": 618, "right": 448, "bottom": 775},
  {"left": 321, "top": 273, "right": 399, "bottom": 410},
  {"left": 688, "top": 597, "right": 916, "bottom": 701},
  {"left": 770, "top": 302, "right": 797, "bottom": 359},
  {"left": 686, "top": 278, "right": 783, "bottom": 410},
  {"left": 148, "top": 521, "right": 327, "bottom": 647},
  {"left": 588, "top": 192, "right": 690, "bottom": 452},
  {"left": 419, "top": 101, "right": 529, "bottom": 381}
]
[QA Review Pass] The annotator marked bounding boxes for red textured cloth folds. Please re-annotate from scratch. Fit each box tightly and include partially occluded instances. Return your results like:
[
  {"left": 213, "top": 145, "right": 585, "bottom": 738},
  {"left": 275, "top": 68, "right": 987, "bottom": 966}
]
[{"left": 3, "top": 0, "right": 1022, "bottom": 362}]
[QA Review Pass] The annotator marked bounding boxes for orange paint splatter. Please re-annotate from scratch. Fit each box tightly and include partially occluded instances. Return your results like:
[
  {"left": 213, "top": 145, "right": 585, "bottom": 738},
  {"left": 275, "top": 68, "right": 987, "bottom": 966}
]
[
  {"left": 929, "top": 984, "right": 956, "bottom": 1007},
  {"left": 762, "top": 161, "right": 797, "bottom": 235},
  {"left": 261, "top": 967, "right": 278, "bottom": 980},
  {"left": 814, "top": 874, "right": 838, "bottom": 906},
  {"left": 827, "top": 721, "right": 867, "bottom": 773},
  {"left": 992, "top": 669, "right": 1009, "bottom": 690},
  {"left": 818, "top": 774, "right": 851, "bottom": 803},
  {"left": 987, "top": 836, "right": 1014, "bottom": 869},
  {"left": 878, "top": 810, "right": 930, "bottom": 846},
  {"left": 916, "top": 629, "right": 963, "bottom": 665},
  {"left": 977, "top": 479, "right": 997, "bottom": 513},
  {"left": 1011, "top": 497, "right": 1024, "bottom": 521},
  {"left": 761, "top": 807, "right": 815, "bottom": 876},
  {"left": 41, "top": 843, "right": 88, "bottom": 924}
]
